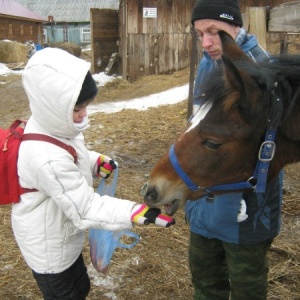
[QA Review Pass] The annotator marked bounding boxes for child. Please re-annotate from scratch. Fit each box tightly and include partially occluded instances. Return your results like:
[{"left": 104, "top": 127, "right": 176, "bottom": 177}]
[{"left": 12, "top": 48, "right": 174, "bottom": 299}]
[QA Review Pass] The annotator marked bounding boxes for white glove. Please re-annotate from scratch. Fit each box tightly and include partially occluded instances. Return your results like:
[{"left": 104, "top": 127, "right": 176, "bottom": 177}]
[{"left": 237, "top": 199, "right": 248, "bottom": 222}]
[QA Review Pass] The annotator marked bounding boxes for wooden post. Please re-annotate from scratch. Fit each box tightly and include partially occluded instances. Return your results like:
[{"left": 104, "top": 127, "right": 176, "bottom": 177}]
[
  {"left": 280, "top": 33, "right": 288, "bottom": 55},
  {"left": 247, "top": 7, "right": 267, "bottom": 50},
  {"left": 187, "top": 27, "right": 198, "bottom": 120}
]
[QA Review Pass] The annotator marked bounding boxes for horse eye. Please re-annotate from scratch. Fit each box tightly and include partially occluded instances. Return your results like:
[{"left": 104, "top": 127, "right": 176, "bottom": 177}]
[{"left": 203, "top": 140, "right": 222, "bottom": 150}]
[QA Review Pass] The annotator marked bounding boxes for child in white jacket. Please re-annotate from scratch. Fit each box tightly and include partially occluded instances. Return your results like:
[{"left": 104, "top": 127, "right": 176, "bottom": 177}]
[{"left": 12, "top": 48, "right": 174, "bottom": 299}]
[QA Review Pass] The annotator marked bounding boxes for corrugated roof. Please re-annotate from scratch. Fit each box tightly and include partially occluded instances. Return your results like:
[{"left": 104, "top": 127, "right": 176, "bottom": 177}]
[
  {"left": 0, "top": 0, "right": 46, "bottom": 21},
  {"left": 13, "top": 0, "right": 119, "bottom": 22}
]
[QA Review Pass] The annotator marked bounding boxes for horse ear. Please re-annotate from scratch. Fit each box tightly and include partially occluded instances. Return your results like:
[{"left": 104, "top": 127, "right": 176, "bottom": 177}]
[
  {"left": 219, "top": 30, "right": 251, "bottom": 61},
  {"left": 220, "top": 42, "right": 258, "bottom": 121},
  {"left": 219, "top": 30, "right": 265, "bottom": 123},
  {"left": 219, "top": 30, "right": 253, "bottom": 100},
  {"left": 221, "top": 54, "right": 249, "bottom": 105}
]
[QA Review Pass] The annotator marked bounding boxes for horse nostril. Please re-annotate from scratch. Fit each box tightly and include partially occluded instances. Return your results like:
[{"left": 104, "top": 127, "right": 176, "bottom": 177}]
[{"left": 144, "top": 187, "right": 158, "bottom": 202}]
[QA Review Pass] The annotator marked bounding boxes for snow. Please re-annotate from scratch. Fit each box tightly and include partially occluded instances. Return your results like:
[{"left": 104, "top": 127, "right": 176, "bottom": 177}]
[
  {"left": 88, "top": 83, "right": 189, "bottom": 115},
  {"left": 0, "top": 67, "right": 189, "bottom": 113}
]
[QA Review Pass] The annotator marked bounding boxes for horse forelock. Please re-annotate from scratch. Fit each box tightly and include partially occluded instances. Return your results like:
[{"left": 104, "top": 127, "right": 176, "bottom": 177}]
[{"left": 186, "top": 101, "right": 213, "bottom": 133}]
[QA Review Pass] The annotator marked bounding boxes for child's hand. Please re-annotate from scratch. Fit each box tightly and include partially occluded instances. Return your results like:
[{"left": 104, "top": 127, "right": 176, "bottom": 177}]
[
  {"left": 97, "top": 155, "right": 117, "bottom": 179},
  {"left": 131, "top": 204, "right": 175, "bottom": 227}
]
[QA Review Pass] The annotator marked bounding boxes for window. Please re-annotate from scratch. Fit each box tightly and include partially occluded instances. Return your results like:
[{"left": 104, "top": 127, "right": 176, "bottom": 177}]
[{"left": 80, "top": 27, "right": 91, "bottom": 43}]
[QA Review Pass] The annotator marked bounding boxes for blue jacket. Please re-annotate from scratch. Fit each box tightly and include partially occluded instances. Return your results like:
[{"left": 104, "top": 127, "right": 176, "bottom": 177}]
[{"left": 185, "top": 29, "right": 283, "bottom": 245}]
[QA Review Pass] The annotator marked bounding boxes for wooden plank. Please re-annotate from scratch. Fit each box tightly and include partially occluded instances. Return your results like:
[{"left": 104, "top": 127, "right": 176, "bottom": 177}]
[
  {"left": 137, "top": 0, "right": 143, "bottom": 33},
  {"left": 147, "top": 0, "right": 157, "bottom": 34},
  {"left": 168, "top": 33, "right": 174, "bottom": 72},
  {"left": 158, "top": 33, "right": 165, "bottom": 73},
  {"left": 153, "top": 34, "right": 159, "bottom": 75},
  {"left": 269, "top": 2, "right": 300, "bottom": 32},
  {"left": 178, "top": 33, "right": 185, "bottom": 69},
  {"left": 161, "top": 1, "right": 168, "bottom": 33},
  {"left": 127, "top": 0, "right": 139, "bottom": 34},
  {"left": 144, "top": 34, "right": 150, "bottom": 75},
  {"left": 134, "top": 34, "right": 141, "bottom": 80},
  {"left": 174, "top": 33, "right": 179, "bottom": 71},
  {"left": 119, "top": 0, "right": 127, "bottom": 79},
  {"left": 188, "top": 27, "right": 198, "bottom": 119},
  {"left": 138, "top": 33, "right": 146, "bottom": 78},
  {"left": 248, "top": 7, "right": 267, "bottom": 49},
  {"left": 127, "top": 34, "right": 135, "bottom": 81},
  {"left": 165, "top": 0, "right": 173, "bottom": 33},
  {"left": 156, "top": 0, "right": 164, "bottom": 34}
]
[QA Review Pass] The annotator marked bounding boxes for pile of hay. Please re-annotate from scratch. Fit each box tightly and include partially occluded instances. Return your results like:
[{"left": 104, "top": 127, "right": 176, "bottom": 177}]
[
  {"left": 52, "top": 42, "right": 82, "bottom": 57},
  {"left": 0, "top": 40, "right": 27, "bottom": 63}
]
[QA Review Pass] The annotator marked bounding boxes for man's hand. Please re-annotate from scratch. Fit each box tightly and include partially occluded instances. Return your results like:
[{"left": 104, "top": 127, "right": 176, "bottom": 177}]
[
  {"left": 131, "top": 204, "right": 175, "bottom": 227},
  {"left": 97, "top": 155, "right": 117, "bottom": 179}
]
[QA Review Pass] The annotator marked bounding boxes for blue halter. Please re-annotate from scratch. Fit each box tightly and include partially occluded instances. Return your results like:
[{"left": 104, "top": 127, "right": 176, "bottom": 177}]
[{"left": 168, "top": 126, "right": 276, "bottom": 196}]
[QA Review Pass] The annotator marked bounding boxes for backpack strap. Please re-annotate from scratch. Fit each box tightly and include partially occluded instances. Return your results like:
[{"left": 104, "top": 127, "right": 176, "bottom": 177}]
[
  {"left": 22, "top": 133, "right": 77, "bottom": 163},
  {"left": 20, "top": 134, "right": 78, "bottom": 195},
  {"left": 10, "top": 119, "right": 27, "bottom": 139}
]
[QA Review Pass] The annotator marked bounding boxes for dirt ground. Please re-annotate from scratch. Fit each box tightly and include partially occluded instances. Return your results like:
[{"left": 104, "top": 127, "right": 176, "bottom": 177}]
[{"left": 0, "top": 58, "right": 300, "bottom": 299}]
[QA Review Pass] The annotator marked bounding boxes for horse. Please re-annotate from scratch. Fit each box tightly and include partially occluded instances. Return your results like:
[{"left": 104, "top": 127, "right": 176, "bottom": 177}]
[{"left": 144, "top": 30, "right": 300, "bottom": 216}]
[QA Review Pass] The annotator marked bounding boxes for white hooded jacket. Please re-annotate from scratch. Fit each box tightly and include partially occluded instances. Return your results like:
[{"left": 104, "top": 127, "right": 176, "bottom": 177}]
[{"left": 12, "top": 48, "right": 136, "bottom": 274}]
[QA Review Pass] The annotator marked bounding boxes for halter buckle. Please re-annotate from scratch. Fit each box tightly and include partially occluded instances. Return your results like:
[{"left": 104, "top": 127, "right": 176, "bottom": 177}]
[{"left": 258, "top": 141, "right": 276, "bottom": 163}]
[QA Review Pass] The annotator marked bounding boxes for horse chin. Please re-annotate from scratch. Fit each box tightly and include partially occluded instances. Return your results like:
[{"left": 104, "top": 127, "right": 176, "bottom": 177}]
[{"left": 163, "top": 199, "right": 180, "bottom": 216}]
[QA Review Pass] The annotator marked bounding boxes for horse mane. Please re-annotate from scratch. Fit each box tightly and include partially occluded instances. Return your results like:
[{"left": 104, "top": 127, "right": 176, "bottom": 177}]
[{"left": 200, "top": 54, "right": 300, "bottom": 129}]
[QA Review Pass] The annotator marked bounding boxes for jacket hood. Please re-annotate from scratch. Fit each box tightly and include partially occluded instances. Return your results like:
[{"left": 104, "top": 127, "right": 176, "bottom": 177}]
[
  {"left": 202, "top": 28, "right": 258, "bottom": 63},
  {"left": 22, "top": 48, "right": 91, "bottom": 138}
]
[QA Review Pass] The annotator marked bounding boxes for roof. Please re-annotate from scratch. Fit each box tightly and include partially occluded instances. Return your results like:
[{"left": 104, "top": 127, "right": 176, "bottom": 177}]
[
  {"left": 13, "top": 0, "right": 119, "bottom": 22},
  {"left": 0, "top": 0, "right": 46, "bottom": 21}
]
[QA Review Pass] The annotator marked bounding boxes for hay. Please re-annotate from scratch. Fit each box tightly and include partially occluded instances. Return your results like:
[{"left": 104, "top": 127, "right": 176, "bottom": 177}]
[
  {"left": 0, "top": 66, "right": 299, "bottom": 299},
  {"left": 0, "top": 40, "right": 27, "bottom": 63},
  {"left": 52, "top": 42, "right": 82, "bottom": 57}
]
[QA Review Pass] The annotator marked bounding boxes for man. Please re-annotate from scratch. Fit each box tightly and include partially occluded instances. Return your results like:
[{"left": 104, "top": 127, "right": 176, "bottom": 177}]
[{"left": 185, "top": 1, "right": 283, "bottom": 299}]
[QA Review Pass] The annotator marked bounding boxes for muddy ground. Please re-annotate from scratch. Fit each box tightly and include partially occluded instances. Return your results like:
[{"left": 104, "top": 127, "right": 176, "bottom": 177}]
[{"left": 0, "top": 62, "right": 299, "bottom": 299}]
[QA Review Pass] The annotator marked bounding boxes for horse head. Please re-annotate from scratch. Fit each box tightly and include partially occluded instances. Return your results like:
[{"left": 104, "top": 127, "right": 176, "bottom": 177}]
[{"left": 144, "top": 31, "right": 300, "bottom": 215}]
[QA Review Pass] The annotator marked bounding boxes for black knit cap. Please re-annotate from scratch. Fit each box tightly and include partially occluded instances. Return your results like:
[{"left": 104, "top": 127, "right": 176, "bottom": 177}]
[
  {"left": 191, "top": 0, "right": 243, "bottom": 27},
  {"left": 76, "top": 71, "right": 98, "bottom": 105}
]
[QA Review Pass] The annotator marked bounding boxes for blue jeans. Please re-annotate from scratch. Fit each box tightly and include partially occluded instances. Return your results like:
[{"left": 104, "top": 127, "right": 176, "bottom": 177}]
[
  {"left": 189, "top": 232, "right": 272, "bottom": 300},
  {"left": 32, "top": 253, "right": 90, "bottom": 300}
]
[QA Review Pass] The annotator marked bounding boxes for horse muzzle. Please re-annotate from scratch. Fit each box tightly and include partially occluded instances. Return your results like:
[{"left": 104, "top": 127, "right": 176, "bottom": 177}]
[{"left": 143, "top": 183, "right": 182, "bottom": 216}]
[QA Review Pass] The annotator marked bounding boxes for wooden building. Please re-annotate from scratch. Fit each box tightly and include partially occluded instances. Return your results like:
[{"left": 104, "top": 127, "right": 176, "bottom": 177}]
[
  {"left": 14, "top": 0, "right": 119, "bottom": 47},
  {"left": 118, "top": 0, "right": 197, "bottom": 82},
  {"left": 91, "top": 0, "right": 197, "bottom": 81},
  {"left": 0, "top": 0, "right": 46, "bottom": 44}
]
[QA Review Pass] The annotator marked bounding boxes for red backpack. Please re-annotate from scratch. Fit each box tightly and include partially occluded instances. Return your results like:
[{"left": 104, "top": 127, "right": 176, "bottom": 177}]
[{"left": 0, "top": 120, "right": 77, "bottom": 205}]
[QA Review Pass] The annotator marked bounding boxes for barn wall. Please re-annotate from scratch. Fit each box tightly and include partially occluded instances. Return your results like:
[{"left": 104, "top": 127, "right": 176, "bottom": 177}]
[
  {"left": 120, "top": 0, "right": 197, "bottom": 82},
  {"left": 91, "top": 8, "right": 119, "bottom": 75},
  {"left": 239, "top": 1, "right": 300, "bottom": 55},
  {"left": 238, "top": 0, "right": 296, "bottom": 12},
  {"left": 0, "top": 16, "right": 43, "bottom": 44}
]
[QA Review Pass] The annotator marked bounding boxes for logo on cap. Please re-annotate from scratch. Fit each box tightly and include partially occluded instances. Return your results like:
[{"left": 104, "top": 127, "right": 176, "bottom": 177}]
[{"left": 220, "top": 13, "right": 234, "bottom": 21}]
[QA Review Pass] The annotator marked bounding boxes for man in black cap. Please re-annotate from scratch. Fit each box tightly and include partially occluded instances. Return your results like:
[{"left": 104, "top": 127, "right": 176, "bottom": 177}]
[{"left": 185, "top": 1, "right": 283, "bottom": 299}]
